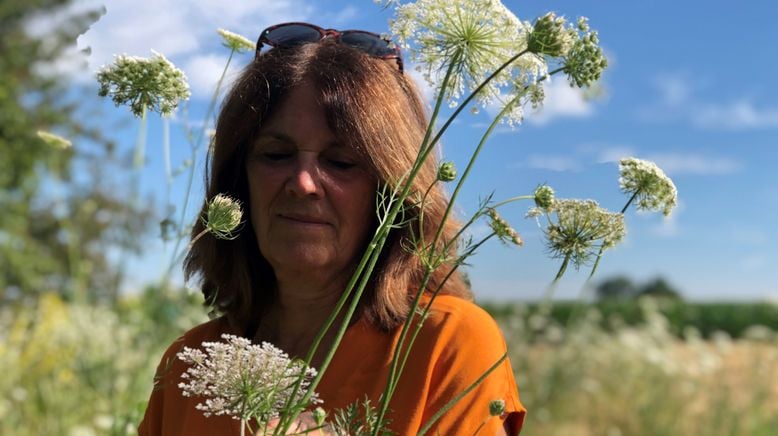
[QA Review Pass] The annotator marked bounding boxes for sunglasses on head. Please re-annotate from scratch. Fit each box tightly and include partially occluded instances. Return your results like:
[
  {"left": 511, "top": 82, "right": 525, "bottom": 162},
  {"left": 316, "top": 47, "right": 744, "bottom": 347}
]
[{"left": 256, "top": 22, "right": 404, "bottom": 73}]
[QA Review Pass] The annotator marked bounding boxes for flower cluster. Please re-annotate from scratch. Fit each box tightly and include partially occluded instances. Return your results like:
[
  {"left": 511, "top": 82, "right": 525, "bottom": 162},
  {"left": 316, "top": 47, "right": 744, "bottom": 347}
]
[
  {"left": 533, "top": 184, "right": 555, "bottom": 210},
  {"left": 487, "top": 208, "right": 522, "bottom": 246},
  {"left": 97, "top": 50, "right": 190, "bottom": 117},
  {"left": 203, "top": 194, "right": 243, "bottom": 239},
  {"left": 527, "top": 12, "right": 577, "bottom": 57},
  {"left": 538, "top": 199, "right": 625, "bottom": 268},
  {"left": 390, "top": 0, "right": 546, "bottom": 123},
  {"left": 217, "top": 29, "right": 255, "bottom": 53},
  {"left": 562, "top": 18, "right": 607, "bottom": 88},
  {"left": 436, "top": 161, "right": 457, "bottom": 182},
  {"left": 177, "top": 334, "right": 320, "bottom": 423},
  {"left": 619, "top": 157, "right": 678, "bottom": 216},
  {"left": 36, "top": 130, "right": 71, "bottom": 149}
]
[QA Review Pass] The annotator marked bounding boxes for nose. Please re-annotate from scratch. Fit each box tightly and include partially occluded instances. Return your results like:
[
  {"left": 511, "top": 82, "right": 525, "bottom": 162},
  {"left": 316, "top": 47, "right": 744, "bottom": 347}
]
[{"left": 285, "top": 158, "right": 323, "bottom": 198}]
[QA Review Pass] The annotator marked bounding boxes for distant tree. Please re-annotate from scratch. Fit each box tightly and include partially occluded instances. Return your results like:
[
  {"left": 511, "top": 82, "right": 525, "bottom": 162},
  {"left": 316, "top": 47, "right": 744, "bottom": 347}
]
[
  {"left": 637, "top": 277, "right": 682, "bottom": 301},
  {"left": 595, "top": 275, "right": 637, "bottom": 301},
  {"left": 0, "top": 0, "right": 152, "bottom": 304}
]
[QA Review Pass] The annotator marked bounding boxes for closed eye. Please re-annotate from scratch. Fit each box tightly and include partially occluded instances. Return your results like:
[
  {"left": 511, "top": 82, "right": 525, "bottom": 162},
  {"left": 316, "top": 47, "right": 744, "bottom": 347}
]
[
  {"left": 262, "top": 152, "right": 293, "bottom": 161},
  {"left": 327, "top": 159, "right": 357, "bottom": 170}
]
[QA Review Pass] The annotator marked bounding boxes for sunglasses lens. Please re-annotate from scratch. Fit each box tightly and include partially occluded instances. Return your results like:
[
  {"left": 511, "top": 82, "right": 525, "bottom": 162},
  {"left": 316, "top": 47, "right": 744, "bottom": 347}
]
[
  {"left": 266, "top": 24, "right": 322, "bottom": 47},
  {"left": 340, "top": 32, "right": 394, "bottom": 57}
]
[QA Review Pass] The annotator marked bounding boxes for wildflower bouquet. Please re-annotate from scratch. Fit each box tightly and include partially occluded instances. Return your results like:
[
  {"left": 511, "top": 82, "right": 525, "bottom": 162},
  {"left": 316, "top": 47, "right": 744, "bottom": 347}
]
[{"left": 92, "top": 0, "right": 678, "bottom": 433}]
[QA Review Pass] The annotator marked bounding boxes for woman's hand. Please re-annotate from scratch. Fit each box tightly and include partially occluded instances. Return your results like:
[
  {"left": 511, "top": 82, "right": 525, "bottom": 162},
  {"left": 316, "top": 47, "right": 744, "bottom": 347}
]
[{"left": 259, "top": 412, "right": 333, "bottom": 435}]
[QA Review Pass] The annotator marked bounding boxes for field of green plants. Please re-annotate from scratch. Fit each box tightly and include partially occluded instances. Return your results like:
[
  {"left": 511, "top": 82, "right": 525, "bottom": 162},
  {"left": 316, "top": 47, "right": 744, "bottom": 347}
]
[{"left": 2, "top": 293, "right": 776, "bottom": 435}]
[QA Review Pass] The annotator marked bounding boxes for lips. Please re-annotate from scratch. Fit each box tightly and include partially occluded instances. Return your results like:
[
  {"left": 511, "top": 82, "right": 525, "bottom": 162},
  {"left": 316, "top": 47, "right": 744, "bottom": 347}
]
[{"left": 278, "top": 212, "right": 330, "bottom": 225}]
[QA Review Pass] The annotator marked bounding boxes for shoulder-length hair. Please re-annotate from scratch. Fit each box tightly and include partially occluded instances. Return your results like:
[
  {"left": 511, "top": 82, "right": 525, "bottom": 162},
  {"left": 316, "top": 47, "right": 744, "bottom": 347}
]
[{"left": 185, "top": 40, "right": 471, "bottom": 334}]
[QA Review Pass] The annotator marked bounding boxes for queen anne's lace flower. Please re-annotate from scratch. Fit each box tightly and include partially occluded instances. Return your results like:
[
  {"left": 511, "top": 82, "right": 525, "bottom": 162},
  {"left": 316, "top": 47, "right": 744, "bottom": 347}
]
[
  {"left": 436, "top": 161, "right": 457, "bottom": 182},
  {"left": 217, "top": 29, "right": 255, "bottom": 53},
  {"left": 527, "top": 12, "right": 577, "bottom": 57},
  {"left": 203, "top": 194, "right": 243, "bottom": 239},
  {"left": 177, "top": 334, "right": 320, "bottom": 423},
  {"left": 619, "top": 157, "right": 678, "bottom": 216},
  {"left": 562, "top": 18, "right": 607, "bottom": 88},
  {"left": 97, "top": 50, "right": 190, "bottom": 117},
  {"left": 540, "top": 199, "right": 625, "bottom": 268},
  {"left": 390, "top": 0, "right": 547, "bottom": 124}
]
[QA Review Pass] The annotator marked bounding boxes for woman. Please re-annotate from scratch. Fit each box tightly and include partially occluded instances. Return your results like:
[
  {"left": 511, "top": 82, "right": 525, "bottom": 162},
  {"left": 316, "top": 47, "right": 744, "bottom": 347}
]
[{"left": 140, "top": 23, "right": 525, "bottom": 435}]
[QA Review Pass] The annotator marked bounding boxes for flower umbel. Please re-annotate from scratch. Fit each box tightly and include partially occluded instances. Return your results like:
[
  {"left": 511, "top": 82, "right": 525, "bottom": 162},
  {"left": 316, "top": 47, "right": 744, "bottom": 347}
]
[
  {"left": 36, "top": 130, "right": 72, "bottom": 149},
  {"left": 563, "top": 18, "right": 607, "bottom": 88},
  {"left": 97, "top": 50, "right": 190, "bottom": 117},
  {"left": 527, "top": 12, "right": 576, "bottom": 57},
  {"left": 540, "top": 199, "right": 625, "bottom": 268},
  {"left": 177, "top": 334, "right": 320, "bottom": 423},
  {"left": 619, "top": 157, "right": 678, "bottom": 216},
  {"left": 487, "top": 208, "right": 523, "bottom": 246},
  {"left": 390, "top": 0, "right": 546, "bottom": 119},
  {"left": 203, "top": 194, "right": 243, "bottom": 239},
  {"left": 217, "top": 29, "right": 255, "bottom": 53}
]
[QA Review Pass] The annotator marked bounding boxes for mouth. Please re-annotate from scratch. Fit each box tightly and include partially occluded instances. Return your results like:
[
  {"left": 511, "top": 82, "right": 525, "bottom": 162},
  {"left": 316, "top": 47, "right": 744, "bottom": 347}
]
[{"left": 278, "top": 213, "right": 330, "bottom": 226}]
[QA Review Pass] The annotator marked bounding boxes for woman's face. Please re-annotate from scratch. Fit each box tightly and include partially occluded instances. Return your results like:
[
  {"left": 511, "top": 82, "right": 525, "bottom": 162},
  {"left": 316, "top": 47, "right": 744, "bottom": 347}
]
[{"left": 245, "top": 81, "right": 376, "bottom": 278}]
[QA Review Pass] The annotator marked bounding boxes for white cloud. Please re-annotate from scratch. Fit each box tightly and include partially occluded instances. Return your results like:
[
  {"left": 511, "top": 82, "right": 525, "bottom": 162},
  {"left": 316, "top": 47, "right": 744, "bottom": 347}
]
[
  {"left": 693, "top": 100, "right": 778, "bottom": 130},
  {"left": 643, "top": 72, "right": 778, "bottom": 130},
  {"left": 183, "top": 54, "right": 242, "bottom": 99},
  {"left": 525, "top": 79, "right": 594, "bottom": 125},
  {"left": 595, "top": 146, "right": 637, "bottom": 164},
  {"left": 74, "top": 0, "right": 314, "bottom": 94},
  {"left": 525, "top": 154, "right": 582, "bottom": 172},
  {"left": 644, "top": 152, "right": 742, "bottom": 176},
  {"left": 647, "top": 199, "right": 683, "bottom": 238}
]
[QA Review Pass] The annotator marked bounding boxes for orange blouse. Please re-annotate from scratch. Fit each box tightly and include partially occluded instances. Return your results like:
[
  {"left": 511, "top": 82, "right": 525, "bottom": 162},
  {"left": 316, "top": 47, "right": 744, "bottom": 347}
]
[{"left": 139, "top": 295, "right": 525, "bottom": 435}]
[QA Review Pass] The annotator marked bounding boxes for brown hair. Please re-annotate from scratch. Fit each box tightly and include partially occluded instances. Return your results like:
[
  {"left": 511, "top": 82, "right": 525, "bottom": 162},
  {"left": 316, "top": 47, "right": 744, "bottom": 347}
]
[{"left": 185, "top": 41, "right": 471, "bottom": 334}]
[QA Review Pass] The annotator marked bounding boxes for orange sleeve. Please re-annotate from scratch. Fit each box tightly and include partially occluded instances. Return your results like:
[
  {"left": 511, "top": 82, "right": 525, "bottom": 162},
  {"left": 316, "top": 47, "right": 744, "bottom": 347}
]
[{"left": 418, "top": 299, "right": 526, "bottom": 435}]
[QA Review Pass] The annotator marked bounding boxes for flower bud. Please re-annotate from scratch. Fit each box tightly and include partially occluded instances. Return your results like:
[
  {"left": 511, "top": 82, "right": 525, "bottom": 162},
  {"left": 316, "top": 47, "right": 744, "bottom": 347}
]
[
  {"left": 533, "top": 184, "right": 555, "bottom": 210},
  {"left": 312, "top": 407, "right": 327, "bottom": 426},
  {"left": 528, "top": 12, "right": 575, "bottom": 57},
  {"left": 489, "top": 399, "right": 506, "bottom": 417},
  {"left": 437, "top": 161, "right": 457, "bottom": 182},
  {"left": 205, "top": 194, "right": 243, "bottom": 239}
]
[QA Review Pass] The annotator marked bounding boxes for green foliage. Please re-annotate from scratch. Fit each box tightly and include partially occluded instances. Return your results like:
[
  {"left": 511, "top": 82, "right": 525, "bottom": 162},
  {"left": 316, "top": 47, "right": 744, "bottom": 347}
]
[
  {"left": 595, "top": 275, "right": 637, "bottom": 300},
  {"left": 0, "top": 0, "right": 152, "bottom": 303},
  {"left": 486, "top": 300, "right": 778, "bottom": 339}
]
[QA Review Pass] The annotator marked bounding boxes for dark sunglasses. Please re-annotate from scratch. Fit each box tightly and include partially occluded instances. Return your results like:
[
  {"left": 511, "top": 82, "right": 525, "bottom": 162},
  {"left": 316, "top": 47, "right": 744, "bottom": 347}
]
[{"left": 256, "top": 22, "right": 404, "bottom": 73}]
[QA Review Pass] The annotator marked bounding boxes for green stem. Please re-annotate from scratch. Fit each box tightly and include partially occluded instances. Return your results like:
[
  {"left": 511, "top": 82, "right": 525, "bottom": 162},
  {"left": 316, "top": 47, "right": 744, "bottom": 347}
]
[
  {"left": 553, "top": 254, "right": 570, "bottom": 283},
  {"left": 164, "top": 49, "right": 236, "bottom": 285},
  {"left": 586, "top": 190, "right": 638, "bottom": 280},
  {"left": 417, "top": 352, "right": 508, "bottom": 436},
  {"left": 163, "top": 115, "right": 172, "bottom": 213}
]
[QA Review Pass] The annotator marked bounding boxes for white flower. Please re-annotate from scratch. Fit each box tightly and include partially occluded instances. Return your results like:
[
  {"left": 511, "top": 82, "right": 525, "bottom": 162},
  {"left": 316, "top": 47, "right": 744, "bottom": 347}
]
[
  {"left": 97, "top": 50, "right": 190, "bottom": 117},
  {"left": 540, "top": 199, "right": 625, "bottom": 268},
  {"left": 389, "top": 0, "right": 547, "bottom": 124},
  {"left": 217, "top": 29, "right": 255, "bottom": 53},
  {"left": 177, "top": 334, "right": 320, "bottom": 423},
  {"left": 619, "top": 157, "right": 678, "bottom": 216}
]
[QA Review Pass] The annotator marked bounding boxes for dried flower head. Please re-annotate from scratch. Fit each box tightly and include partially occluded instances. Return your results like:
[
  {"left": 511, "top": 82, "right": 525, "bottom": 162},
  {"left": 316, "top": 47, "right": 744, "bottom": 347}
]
[
  {"left": 97, "top": 50, "right": 190, "bottom": 117},
  {"left": 562, "top": 18, "right": 607, "bottom": 88},
  {"left": 489, "top": 399, "right": 506, "bottom": 417},
  {"left": 487, "top": 208, "right": 523, "bottom": 246},
  {"left": 204, "top": 194, "right": 243, "bottom": 239},
  {"left": 36, "top": 130, "right": 72, "bottom": 149},
  {"left": 528, "top": 12, "right": 576, "bottom": 57},
  {"left": 217, "top": 29, "right": 255, "bottom": 53},
  {"left": 541, "top": 199, "right": 625, "bottom": 268},
  {"left": 177, "top": 334, "right": 320, "bottom": 423},
  {"left": 390, "top": 0, "right": 547, "bottom": 123},
  {"left": 533, "top": 184, "right": 555, "bottom": 210},
  {"left": 437, "top": 161, "right": 457, "bottom": 182},
  {"left": 619, "top": 157, "right": 678, "bottom": 216}
]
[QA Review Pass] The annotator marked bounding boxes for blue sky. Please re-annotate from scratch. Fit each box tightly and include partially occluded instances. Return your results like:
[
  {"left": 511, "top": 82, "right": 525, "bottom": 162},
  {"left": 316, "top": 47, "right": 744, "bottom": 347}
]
[{"left": 44, "top": 0, "right": 777, "bottom": 301}]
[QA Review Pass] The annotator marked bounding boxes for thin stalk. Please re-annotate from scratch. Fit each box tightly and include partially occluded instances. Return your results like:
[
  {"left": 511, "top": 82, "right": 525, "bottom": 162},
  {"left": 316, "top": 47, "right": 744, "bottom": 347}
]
[
  {"left": 163, "top": 115, "right": 172, "bottom": 213},
  {"left": 417, "top": 352, "right": 508, "bottom": 436},
  {"left": 553, "top": 254, "right": 570, "bottom": 283},
  {"left": 165, "top": 49, "right": 235, "bottom": 284},
  {"left": 586, "top": 190, "right": 638, "bottom": 279}
]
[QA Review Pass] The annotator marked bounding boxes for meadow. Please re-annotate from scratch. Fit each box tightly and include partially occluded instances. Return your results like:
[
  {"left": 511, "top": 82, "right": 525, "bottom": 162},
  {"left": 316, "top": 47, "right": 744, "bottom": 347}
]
[{"left": 2, "top": 292, "right": 776, "bottom": 435}]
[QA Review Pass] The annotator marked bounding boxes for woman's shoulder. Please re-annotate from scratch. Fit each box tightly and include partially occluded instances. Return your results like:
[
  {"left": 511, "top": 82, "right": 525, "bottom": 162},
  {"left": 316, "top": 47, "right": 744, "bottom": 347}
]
[
  {"left": 155, "top": 316, "right": 237, "bottom": 368},
  {"left": 422, "top": 294, "right": 501, "bottom": 333}
]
